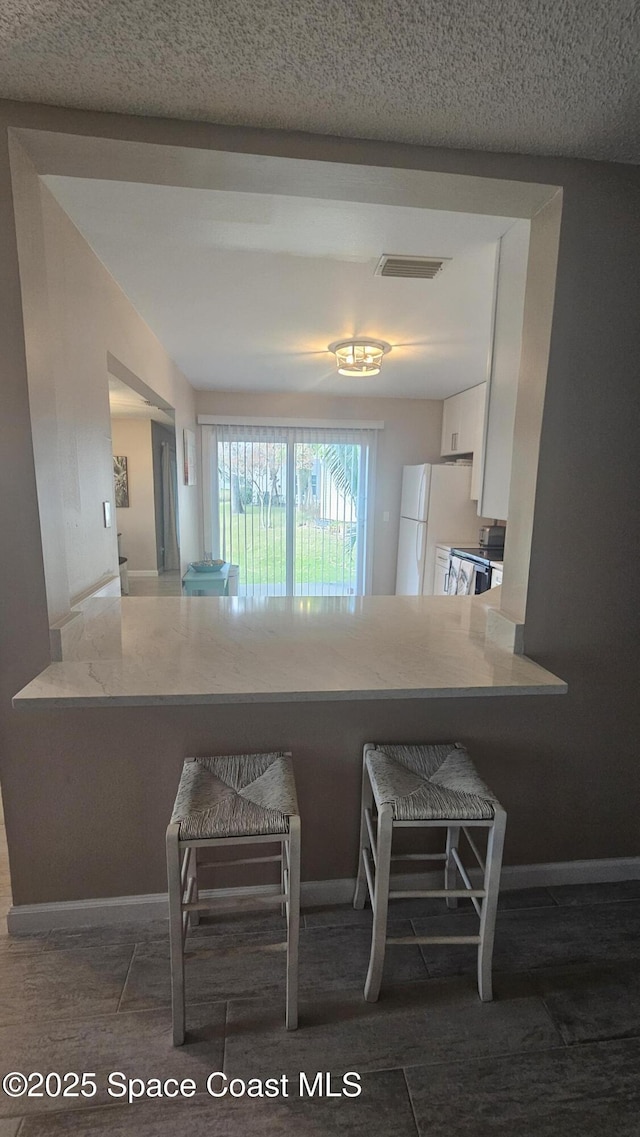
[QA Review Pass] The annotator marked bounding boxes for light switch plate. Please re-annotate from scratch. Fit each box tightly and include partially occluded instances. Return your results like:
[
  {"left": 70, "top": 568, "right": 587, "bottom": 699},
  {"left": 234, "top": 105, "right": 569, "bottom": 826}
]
[{"left": 103, "top": 501, "right": 112, "bottom": 528}]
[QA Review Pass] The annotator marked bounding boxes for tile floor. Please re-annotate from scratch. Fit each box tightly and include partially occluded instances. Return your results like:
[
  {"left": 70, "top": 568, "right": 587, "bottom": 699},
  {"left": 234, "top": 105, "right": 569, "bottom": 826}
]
[
  {"left": 126, "top": 572, "right": 182, "bottom": 597},
  {"left": 0, "top": 863, "right": 639, "bottom": 1135}
]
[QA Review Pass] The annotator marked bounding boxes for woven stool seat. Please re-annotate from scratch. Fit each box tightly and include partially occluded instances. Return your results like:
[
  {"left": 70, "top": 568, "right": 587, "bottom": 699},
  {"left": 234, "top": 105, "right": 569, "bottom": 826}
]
[
  {"left": 366, "top": 743, "right": 500, "bottom": 822},
  {"left": 171, "top": 752, "right": 299, "bottom": 840}
]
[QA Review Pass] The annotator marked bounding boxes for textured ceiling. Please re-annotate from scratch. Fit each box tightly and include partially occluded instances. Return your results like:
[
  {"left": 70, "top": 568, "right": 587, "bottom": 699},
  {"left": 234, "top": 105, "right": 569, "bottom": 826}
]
[{"left": 1, "top": 1, "right": 639, "bottom": 164}]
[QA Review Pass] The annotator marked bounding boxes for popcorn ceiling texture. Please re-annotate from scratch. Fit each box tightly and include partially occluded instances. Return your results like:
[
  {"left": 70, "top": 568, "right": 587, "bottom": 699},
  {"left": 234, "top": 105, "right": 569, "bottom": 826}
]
[{"left": 0, "top": 0, "right": 638, "bottom": 163}]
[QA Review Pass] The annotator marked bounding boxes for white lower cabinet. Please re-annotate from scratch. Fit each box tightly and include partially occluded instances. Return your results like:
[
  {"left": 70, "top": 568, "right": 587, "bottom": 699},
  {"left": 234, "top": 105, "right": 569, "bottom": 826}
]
[
  {"left": 433, "top": 562, "right": 449, "bottom": 596},
  {"left": 433, "top": 546, "right": 451, "bottom": 596}
]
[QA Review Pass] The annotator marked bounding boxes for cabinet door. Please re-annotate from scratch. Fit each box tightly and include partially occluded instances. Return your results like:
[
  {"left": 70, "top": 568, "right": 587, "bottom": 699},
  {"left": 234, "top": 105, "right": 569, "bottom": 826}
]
[
  {"left": 441, "top": 395, "right": 461, "bottom": 455},
  {"left": 433, "top": 562, "right": 449, "bottom": 596},
  {"left": 454, "top": 387, "right": 473, "bottom": 454},
  {"left": 457, "top": 384, "right": 486, "bottom": 454},
  {"left": 441, "top": 385, "right": 485, "bottom": 458}
]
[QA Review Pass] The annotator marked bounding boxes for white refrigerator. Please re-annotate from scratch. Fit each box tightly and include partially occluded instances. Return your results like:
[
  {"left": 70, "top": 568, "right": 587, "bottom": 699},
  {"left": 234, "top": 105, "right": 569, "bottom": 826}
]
[{"left": 395, "top": 464, "right": 486, "bottom": 595}]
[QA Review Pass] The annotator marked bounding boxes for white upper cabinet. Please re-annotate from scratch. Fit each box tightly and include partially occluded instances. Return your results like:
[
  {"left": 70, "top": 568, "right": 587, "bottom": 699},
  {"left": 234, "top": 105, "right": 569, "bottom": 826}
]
[
  {"left": 440, "top": 383, "right": 486, "bottom": 457},
  {"left": 441, "top": 391, "right": 462, "bottom": 457},
  {"left": 477, "top": 220, "right": 530, "bottom": 520}
]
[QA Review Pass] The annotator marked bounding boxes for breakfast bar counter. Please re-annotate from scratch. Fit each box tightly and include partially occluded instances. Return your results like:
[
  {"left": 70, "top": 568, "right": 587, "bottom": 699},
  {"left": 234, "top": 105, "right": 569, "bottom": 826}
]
[
  {"left": 7, "top": 592, "right": 567, "bottom": 926},
  {"left": 13, "top": 593, "right": 566, "bottom": 709}
]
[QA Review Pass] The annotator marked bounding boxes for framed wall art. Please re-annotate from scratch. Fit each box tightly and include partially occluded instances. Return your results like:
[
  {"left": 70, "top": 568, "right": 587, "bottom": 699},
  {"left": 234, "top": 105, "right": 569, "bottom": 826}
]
[{"left": 113, "top": 455, "right": 129, "bottom": 507}]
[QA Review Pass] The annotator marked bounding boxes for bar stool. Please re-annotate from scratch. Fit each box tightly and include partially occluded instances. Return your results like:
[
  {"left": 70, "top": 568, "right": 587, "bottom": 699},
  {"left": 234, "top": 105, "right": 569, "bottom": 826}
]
[
  {"left": 166, "top": 750, "right": 301, "bottom": 1045},
  {"left": 353, "top": 742, "right": 506, "bottom": 1003}
]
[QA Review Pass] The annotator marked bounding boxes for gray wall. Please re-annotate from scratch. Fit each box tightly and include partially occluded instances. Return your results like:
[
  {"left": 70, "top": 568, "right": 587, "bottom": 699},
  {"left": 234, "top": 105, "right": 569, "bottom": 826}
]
[{"left": 1, "top": 100, "right": 639, "bottom": 906}]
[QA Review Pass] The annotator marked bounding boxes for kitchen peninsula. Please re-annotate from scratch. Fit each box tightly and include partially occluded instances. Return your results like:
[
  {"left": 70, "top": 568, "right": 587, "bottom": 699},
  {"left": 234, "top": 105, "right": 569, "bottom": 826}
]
[
  {"left": 13, "top": 594, "right": 566, "bottom": 707},
  {"left": 9, "top": 593, "right": 566, "bottom": 931}
]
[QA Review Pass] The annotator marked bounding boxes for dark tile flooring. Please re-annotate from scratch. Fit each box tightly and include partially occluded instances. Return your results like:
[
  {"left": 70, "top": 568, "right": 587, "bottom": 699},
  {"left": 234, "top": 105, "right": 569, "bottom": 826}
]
[{"left": 1, "top": 882, "right": 640, "bottom": 1135}]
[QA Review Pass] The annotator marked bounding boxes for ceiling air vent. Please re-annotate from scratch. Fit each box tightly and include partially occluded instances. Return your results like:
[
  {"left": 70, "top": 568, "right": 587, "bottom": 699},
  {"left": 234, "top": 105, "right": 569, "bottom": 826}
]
[{"left": 375, "top": 254, "right": 450, "bottom": 279}]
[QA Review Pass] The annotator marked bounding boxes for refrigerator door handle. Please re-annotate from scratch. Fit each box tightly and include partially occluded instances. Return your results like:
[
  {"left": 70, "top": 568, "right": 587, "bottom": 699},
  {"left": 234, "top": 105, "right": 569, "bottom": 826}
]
[
  {"left": 419, "top": 467, "right": 426, "bottom": 520},
  {"left": 416, "top": 524, "right": 426, "bottom": 575}
]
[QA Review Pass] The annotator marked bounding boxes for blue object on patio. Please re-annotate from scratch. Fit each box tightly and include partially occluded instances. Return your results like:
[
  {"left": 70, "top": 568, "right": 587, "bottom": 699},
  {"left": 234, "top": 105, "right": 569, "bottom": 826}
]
[{"left": 182, "top": 564, "right": 230, "bottom": 596}]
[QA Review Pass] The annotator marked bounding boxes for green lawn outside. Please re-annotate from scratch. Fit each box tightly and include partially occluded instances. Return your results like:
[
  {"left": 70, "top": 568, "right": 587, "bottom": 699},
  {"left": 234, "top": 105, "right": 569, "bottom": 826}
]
[{"left": 219, "top": 503, "right": 357, "bottom": 590}]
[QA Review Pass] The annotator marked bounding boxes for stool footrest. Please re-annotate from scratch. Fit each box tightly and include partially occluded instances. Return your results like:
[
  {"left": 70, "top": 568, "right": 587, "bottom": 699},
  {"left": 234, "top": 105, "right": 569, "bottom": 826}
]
[
  {"left": 388, "top": 888, "right": 486, "bottom": 899},
  {"left": 390, "top": 853, "right": 447, "bottom": 862},
  {"left": 183, "top": 892, "right": 286, "bottom": 914},
  {"left": 197, "top": 855, "right": 283, "bottom": 870},
  {"left": 387, "top": 935, "right": 483, "bottom": 945}
]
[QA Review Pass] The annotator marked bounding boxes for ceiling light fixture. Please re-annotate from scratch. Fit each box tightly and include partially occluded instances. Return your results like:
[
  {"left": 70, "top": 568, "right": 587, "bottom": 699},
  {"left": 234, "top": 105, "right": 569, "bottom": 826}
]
[{"left": 328, "top": 339, "right": 391, "bottom": 377}]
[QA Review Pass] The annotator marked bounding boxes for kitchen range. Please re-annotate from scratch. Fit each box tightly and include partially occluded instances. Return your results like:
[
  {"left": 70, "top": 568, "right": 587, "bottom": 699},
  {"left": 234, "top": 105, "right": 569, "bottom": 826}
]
[{"left": 447, "top": 525, "right": 505, "bottom": 595}]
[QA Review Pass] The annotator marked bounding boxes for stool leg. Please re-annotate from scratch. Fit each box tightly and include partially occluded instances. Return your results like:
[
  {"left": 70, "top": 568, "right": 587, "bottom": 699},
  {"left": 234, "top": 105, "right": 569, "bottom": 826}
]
[
  {"left": 445, "top": 826, "right": 461, "bottom": 909},
  {"left": 187, "top": 846, "right": 200, "bottom": 927},
  {"left": 364, "top": 804, "right": 393, "bottom": 1003},
  {"left": 478, "top": 807, "right": 507, "bottom": 1002},
  {"left": 166, "top": 824, "right": 186, "bottom": 1045},
  {"left": 280, "top": 838, "right": 286, "bottom": 917},
  {"left": 353, "top": 746, "right": 374, "bottom": 910},
  {"left": 285, "top": 816, "right": 301, "bottom": 1030}
]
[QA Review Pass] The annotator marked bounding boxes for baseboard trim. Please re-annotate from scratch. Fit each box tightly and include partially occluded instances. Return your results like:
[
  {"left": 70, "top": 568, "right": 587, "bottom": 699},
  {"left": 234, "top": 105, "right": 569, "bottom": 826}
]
[
  {"left": 126, "top": 570, "right": 160, "bottom": 578},
  {"left": 7, "top": 856, "right": 640, "bottom": 934}
]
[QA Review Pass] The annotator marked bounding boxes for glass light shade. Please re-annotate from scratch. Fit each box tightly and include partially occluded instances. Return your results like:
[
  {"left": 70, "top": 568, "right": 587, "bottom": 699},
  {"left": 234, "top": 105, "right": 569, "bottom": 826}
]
[{"left": 331, "top": 339, "right": 390, "bottom": 377}]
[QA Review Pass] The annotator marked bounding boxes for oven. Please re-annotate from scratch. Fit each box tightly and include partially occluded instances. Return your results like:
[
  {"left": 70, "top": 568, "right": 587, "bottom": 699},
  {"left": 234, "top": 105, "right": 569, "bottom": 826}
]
[{"left": 448, "top": 548, "right": 503, "bottom": 595}]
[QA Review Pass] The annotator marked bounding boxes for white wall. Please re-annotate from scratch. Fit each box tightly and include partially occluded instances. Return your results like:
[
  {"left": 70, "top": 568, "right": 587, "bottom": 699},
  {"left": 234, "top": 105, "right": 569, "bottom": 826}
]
[
  {"left": 196, "top": 389, "right": 443, "bottom": 595},
  {"left": 110, "top": 418, "right": 158, "bottom": 572},
  {"left": 479, "top": 219, "right": 530, "bottom": 520},
  {"left": 10, "top": 139, "right": 201, "bottom": 619}
]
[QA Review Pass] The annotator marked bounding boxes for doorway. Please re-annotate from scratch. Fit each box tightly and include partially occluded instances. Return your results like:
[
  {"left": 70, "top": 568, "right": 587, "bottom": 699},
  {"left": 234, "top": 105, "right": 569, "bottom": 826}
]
[
  {"left": 151, "top": 421, "right": 180, "bottom": 574},
  {"left": 108, "top": 364, "right": 181, "bottom": 596}
]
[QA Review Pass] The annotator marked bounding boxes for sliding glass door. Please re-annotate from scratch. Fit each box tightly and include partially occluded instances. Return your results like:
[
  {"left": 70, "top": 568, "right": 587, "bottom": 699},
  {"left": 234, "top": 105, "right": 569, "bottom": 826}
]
[
  {"left": 292, "top": 438, "right": 363, "bottom": 596},
  {"left": 207, "top": 424, "right": 376, "bottom": 598},
  {"left": 216, "top": 433, "right": 288, "bottom": 597}
]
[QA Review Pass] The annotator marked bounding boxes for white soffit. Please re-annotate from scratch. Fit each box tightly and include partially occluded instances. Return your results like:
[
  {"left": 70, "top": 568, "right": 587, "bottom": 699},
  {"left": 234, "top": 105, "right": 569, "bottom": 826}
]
[
  {"left": 45, "top": 176, "right": 530, "bottom": 400},
  {"left": 108, "top": 376, "right": 174, "bottom": 427}
]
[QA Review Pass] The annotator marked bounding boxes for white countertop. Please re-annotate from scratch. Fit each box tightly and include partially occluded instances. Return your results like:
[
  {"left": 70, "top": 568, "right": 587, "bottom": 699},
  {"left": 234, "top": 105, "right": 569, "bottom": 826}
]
[{"left": 13, "top": 594, "right": 566, "bottom": 708}]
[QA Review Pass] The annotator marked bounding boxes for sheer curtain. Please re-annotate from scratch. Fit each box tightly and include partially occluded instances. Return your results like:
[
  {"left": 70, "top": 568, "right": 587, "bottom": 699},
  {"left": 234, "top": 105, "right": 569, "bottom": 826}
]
[{"left": 204, "top": 422, "right": 378, "bottom": 598}]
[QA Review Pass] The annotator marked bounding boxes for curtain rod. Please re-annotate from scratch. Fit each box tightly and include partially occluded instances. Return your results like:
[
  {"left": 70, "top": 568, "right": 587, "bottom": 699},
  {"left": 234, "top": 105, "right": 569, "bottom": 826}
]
[{"left": 197, "top": 415, "right": 384, "bottom": 429}]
